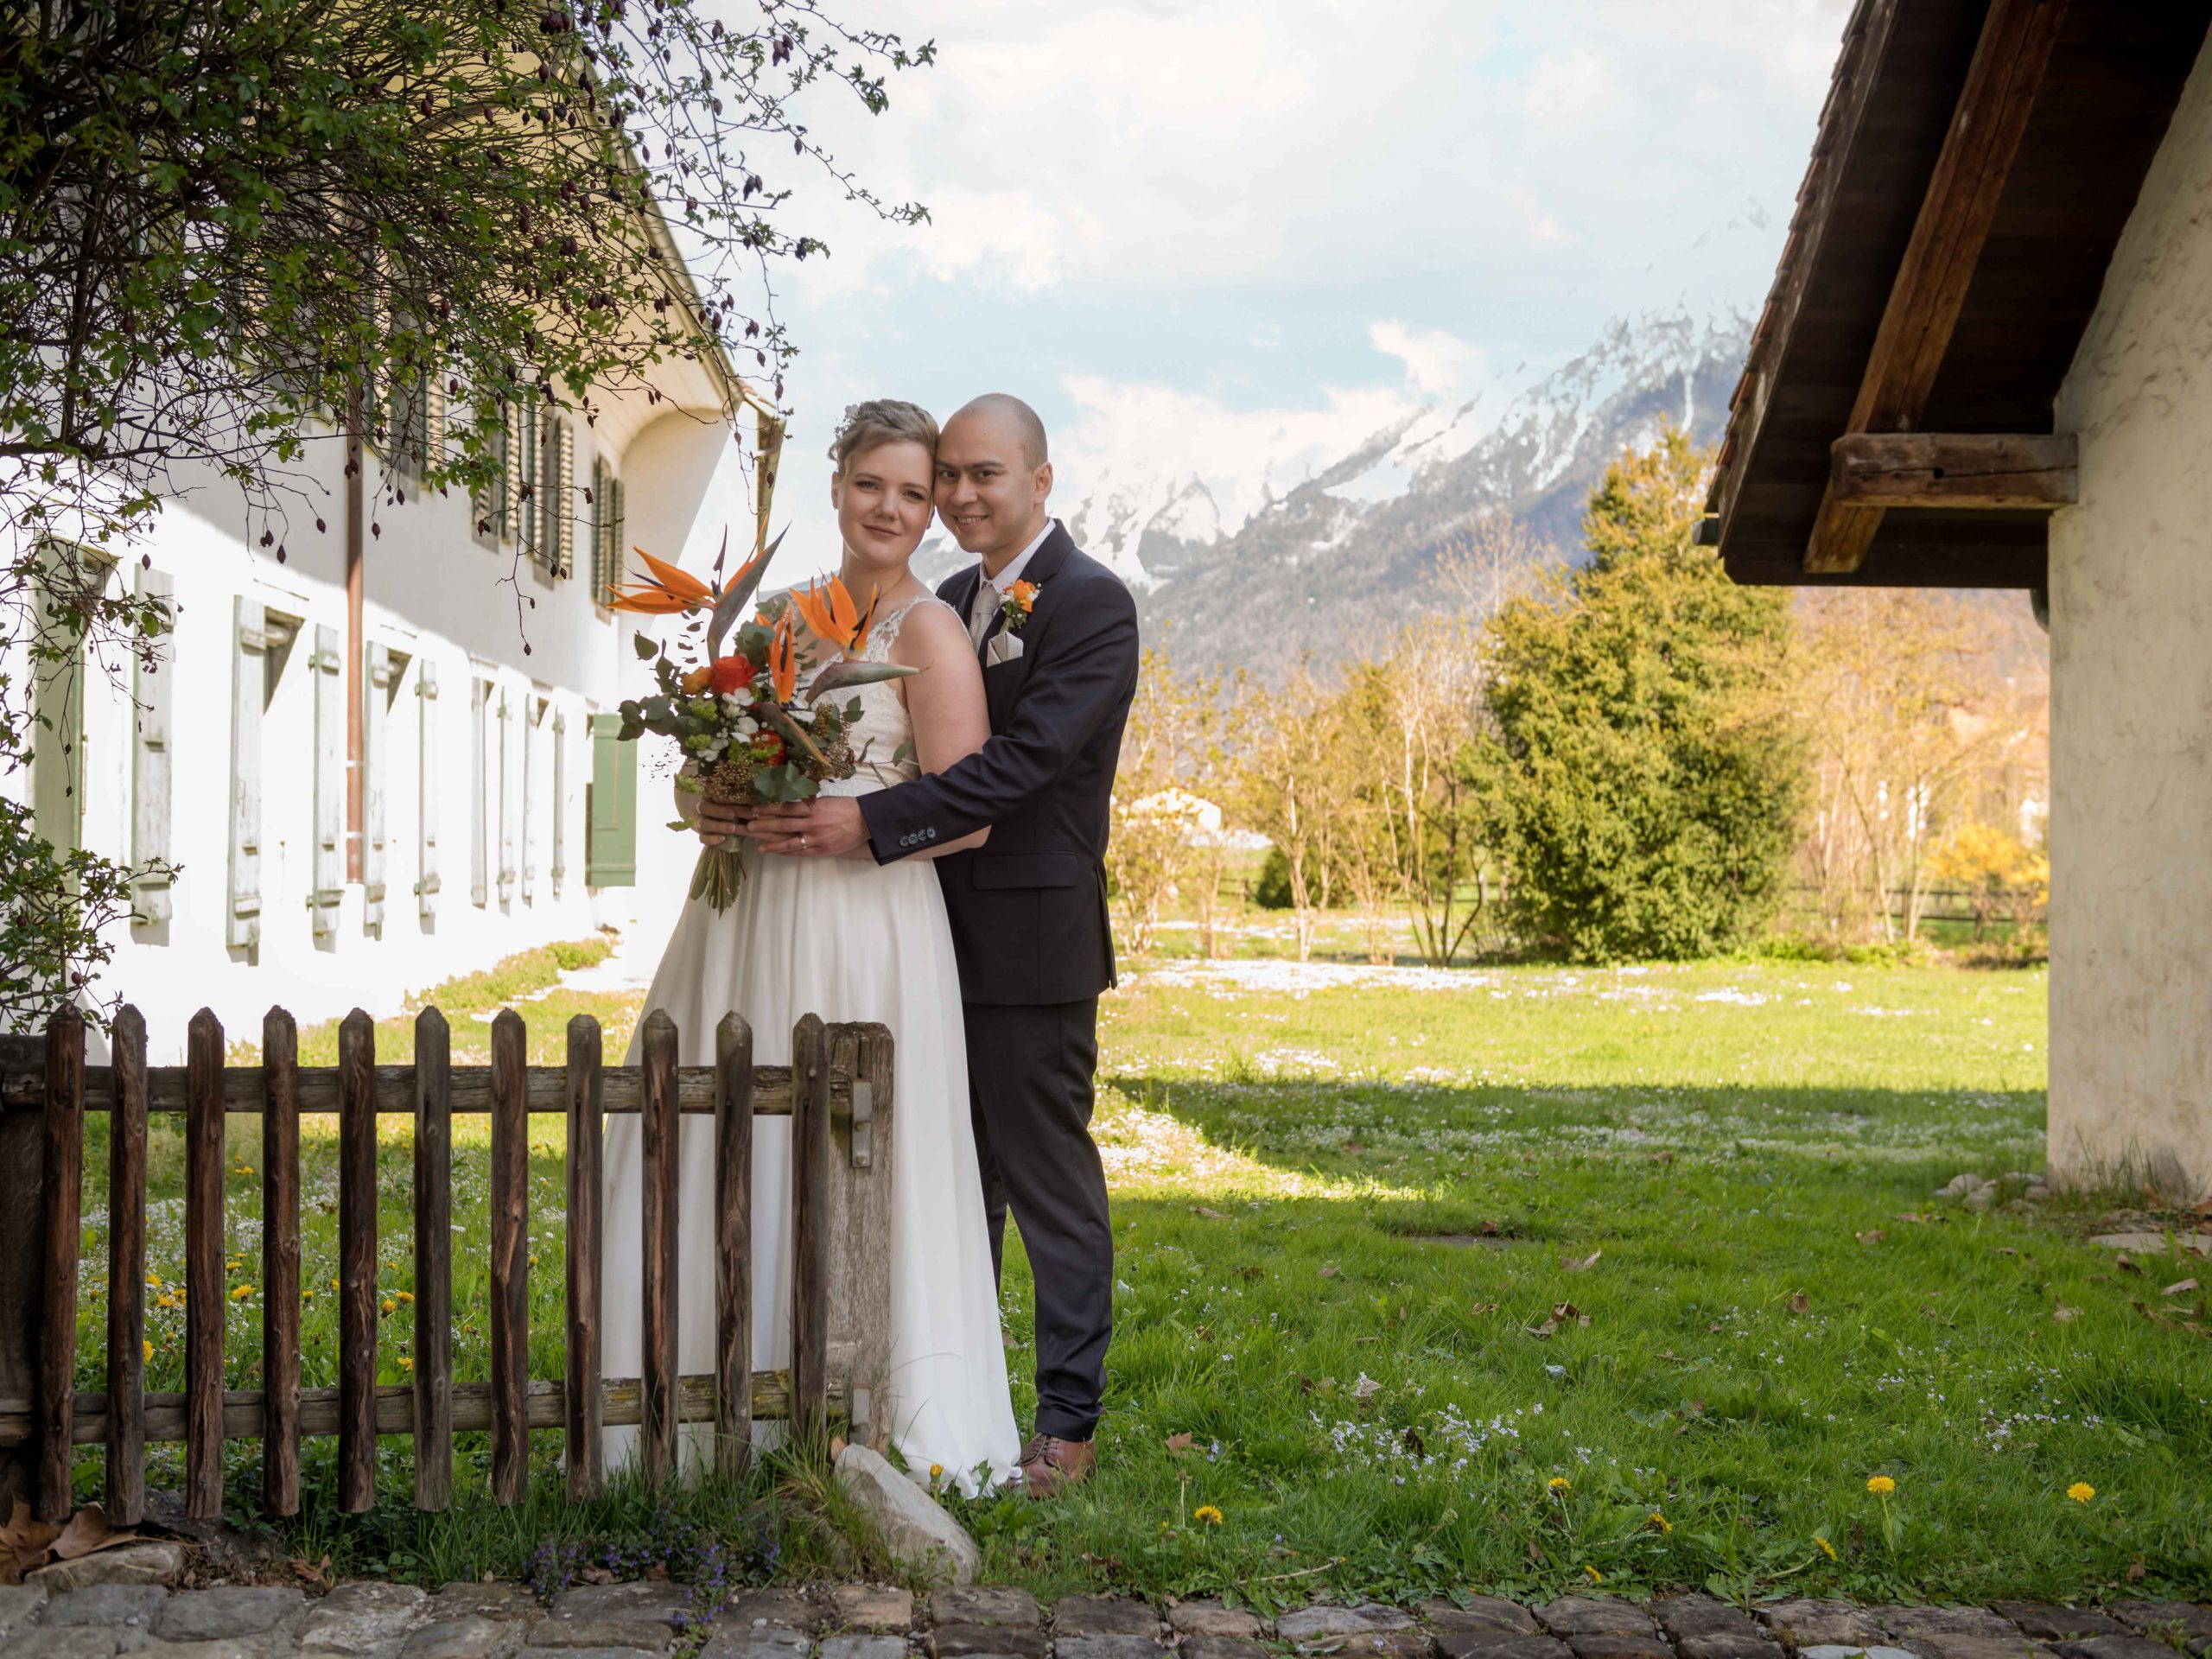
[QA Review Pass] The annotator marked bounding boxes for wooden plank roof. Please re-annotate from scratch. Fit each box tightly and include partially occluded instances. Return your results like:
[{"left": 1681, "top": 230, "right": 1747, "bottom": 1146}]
[{"left": 1707, "top": 0, "right": 2212, "bottom": 588}]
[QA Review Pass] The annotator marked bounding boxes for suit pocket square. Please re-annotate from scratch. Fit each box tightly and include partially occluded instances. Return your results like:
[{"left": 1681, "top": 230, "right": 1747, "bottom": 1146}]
[{"left": 986, "top": 632, "right": 1025, "bottom": 666}]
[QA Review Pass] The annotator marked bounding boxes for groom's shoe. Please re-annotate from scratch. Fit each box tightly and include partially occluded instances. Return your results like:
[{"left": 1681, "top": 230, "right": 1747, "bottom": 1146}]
[{"left": 1017, "top": 1433, "right": 1096, "bottom": 1497}]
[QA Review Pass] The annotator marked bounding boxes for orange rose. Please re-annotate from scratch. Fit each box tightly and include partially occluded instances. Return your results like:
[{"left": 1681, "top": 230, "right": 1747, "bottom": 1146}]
[{"left": 709, "top": 655, "right": 757, "bottom": 696}]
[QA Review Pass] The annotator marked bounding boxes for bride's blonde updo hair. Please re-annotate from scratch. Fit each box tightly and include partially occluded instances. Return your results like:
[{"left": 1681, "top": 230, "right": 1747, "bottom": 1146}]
[{"left": 828, "top": 399, "right": 938, "bottom": 475}]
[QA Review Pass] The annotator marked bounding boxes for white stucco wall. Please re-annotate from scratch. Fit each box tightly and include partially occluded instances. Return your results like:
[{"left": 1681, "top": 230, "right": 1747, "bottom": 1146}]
[
  {"left": 5, "top": 400, "right": 725, "bottom": 1062},
  {"left": 2048, "top": 32, "right": 2212, "bottom": 1200}
]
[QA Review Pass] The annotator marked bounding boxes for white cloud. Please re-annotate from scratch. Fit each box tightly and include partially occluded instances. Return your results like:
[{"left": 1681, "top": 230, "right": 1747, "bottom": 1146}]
[{"left": 1369, "top": 321, "right": 1482, "bottom": 399}]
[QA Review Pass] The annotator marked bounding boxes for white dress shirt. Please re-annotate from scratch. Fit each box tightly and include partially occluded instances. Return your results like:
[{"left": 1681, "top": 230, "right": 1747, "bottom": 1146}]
[{"left": 966, "top": 518, "right": 1058, "bottom": 645}]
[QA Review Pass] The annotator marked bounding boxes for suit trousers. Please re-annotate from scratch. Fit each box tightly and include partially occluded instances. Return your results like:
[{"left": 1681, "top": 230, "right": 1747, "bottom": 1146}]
[{"left": 963, "top": 997, "right": 1111, "bottom": 1442}]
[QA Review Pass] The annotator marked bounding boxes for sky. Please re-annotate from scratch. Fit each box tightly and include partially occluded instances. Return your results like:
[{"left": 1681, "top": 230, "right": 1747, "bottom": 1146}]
[{"left": 678, "top": 0, "right": 1854, "bottom": 580}]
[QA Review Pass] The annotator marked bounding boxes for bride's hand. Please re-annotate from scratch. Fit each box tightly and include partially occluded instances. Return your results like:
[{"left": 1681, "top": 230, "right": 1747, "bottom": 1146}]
[{"left": 696, "top": 796, "right": 754, "bottom": 849}]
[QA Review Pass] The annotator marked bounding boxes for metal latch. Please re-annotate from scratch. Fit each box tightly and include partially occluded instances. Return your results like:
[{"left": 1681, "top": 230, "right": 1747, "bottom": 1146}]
[{"left": 850, "top": 1078, "right": 873, "bottom": 1169}]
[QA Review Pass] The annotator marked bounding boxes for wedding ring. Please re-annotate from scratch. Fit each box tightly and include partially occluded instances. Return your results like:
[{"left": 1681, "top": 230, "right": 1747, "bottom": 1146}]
[{"left": 798, "top": 833, "right": 808, "bottom": 851}]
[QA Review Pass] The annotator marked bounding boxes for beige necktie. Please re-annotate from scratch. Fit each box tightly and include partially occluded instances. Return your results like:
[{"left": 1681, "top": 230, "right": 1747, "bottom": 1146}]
[{"left": 968, "top": 575, "right": 998, "bottom": 648}]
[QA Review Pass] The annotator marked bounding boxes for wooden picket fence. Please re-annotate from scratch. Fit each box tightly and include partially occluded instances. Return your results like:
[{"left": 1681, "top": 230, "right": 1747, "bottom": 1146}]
[{"left": 0, "top": 1004, "right": 896, "bottom": 1525}]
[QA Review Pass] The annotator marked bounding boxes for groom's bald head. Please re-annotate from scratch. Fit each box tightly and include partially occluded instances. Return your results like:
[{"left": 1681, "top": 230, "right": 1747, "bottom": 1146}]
[
  {"left": 937, "top": 393, "right": 1053, "bottom": 569},
  {"left": 950, "top": 393, "right": 1049, "bottom": 469}
]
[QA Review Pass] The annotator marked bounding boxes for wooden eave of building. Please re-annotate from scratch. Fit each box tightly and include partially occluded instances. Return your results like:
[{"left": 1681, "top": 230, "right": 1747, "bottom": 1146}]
[{"left": 1705, "top": 0, "right": 2212, "bottom": 588}]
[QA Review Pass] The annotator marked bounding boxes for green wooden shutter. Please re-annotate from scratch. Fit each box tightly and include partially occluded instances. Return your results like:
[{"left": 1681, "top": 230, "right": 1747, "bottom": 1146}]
[
  {"left": 416, "top": 658, "right": 441, "bottom": 923},
  {"left": 587, "top": 713, "right": 636, "bottom": 887},
  {"left": 556, "top": 422, "right": 575, "bottom": 577},
  {"left": 227, "top": 596, "right": 266, "bottom": 949},
  {"left": 130, "top": 566, "right": 175, "bottom": 925},
  {"left": 590, "top": 458, "right": 609, "bottom": 605}
]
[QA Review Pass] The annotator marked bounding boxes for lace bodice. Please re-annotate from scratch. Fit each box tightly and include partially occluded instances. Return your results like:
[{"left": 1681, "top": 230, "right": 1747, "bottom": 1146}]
[{"left": 804, "top": 594, "right": 954, "bottom": 798}]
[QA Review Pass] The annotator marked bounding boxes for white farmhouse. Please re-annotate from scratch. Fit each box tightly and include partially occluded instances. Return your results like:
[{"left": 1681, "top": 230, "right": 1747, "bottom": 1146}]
[
  {"left": 1708, "top": 0, "right": 2212, "bottom": 1198},
  {"left": 16, "top": 257, "right": 766, "bottom": 1054}
]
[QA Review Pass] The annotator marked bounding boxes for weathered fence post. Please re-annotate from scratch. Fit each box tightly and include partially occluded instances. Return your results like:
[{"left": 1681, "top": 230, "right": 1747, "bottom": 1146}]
[
  {"left": 184, "top": 1007, "right": 224, "bottom": 1520},
  {"left": 639, "top": 1008, "right": 678, "bottom": 1482},
  {"left": 564, "top": 1014, "right": 602, "bottom": 1500},
  {"left": 414, "top": 1007, "right": 453, "bottom": 1510},
  {"left": 106, "top": 1007, "right": 148, "bottom": 1524},
  {"left": 0, "top": 1034, "right": 42, "bottom": 1511},
  {"left": 713, "top": 1013, "right": 753, "bottom": 1479},
  {"left": 790, "top": 1014, "right": 829, "bottom": 1444},
  {"left": 37, "top": 1010, "right": 85, "bottom": 1521},
  {"left": 826, "top": 1023, "right": 897, "bottom": 1453},
  {"left": 263, "top": 1007, "right": 302, "bottom": 1518},
  {"left": 337, "top": 1009, "right": 378, "bottom": 1512},
  {"left": 489, "top": 1008, "right": 529, "bottom": 1505}
]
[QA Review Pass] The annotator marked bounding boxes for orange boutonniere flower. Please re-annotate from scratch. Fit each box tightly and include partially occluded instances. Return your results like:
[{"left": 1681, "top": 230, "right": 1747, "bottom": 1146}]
[{"left": 1001, "top": 578, "right": 1039, "bottom": 632}]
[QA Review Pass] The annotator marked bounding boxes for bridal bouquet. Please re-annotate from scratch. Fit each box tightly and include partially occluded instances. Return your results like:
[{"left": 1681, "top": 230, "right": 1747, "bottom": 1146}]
[{"left": 609, "top": 529, "right": 916, "bottom": 909}]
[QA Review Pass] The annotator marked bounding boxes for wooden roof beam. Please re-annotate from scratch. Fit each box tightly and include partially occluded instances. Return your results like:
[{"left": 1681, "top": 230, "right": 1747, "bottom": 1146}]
[
  {"left": 1832, "top": 432, "right": 2078, "bottom": 509},
  {"left": 1803, "top": 0, "right": 2071, "bottom": 575}
]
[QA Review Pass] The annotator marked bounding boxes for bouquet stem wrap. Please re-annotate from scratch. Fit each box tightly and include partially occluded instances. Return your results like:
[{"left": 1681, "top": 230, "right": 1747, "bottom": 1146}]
[{"left": 688, "top": 754, "right": 756, "bottom": 912}]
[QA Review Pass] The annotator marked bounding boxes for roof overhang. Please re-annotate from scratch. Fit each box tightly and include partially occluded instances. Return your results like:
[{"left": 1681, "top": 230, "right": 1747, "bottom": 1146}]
[{"left": 1705, "top": 0, "right": 2212, "bottom": 588}]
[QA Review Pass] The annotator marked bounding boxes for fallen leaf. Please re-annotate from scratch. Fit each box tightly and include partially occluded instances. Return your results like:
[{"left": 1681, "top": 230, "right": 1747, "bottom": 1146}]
[
  {"left": 1351, "top": 1373, "right": 1382, "bottom": 1401},
  {"left": 1479, "top": 1219, "right": 1500, "bottom": 1236},
  {"left": 1561, "top": 1249, "right": 1603, "bottom": 1273},
  {"left": 1318, "top": 1265, "right": 1342, "bottom": 1279},
  {"left": 1192, "top": 1206, "right": 1230, "bottom": 1221},
  {"left": 2116, "top": 1253, "right": 2144, "bottom": 1275},
  {"left": 1652, "top": 1150, "right": 1675, "bottom": 1166},
  {"left": 1999, "top": 1246, "right": 2018, "bottom": 1256},
  {"left": 2054, "top": 1300, "right": 2082, "bottom": 1323},
  {"left": 49, "top": 1504, "right": 137, "bottom": 1561},
  {"left": 1789, "top": 1292, "right": 1810, "bottom": 1315},
  {"left": 1238, "top": 1265, "right": 1264, "bottom": 1281},
  {"left": 645, "top": 1562, "right": 670, "bottom": 1582},
  {"left": 1471, "top": 1301, "right": 1497, "bottom": 1316},
  {"left": 1353, "top": 1334, "right": 1380, "bottom": 1344},
  {"left": 1857, "top": 1230, "right": 1885, "bottom": 1247},
  {"left": 580, "top": 1565, "right": 615, "bottom": 1586},
  {"left": 2127, "top": 1561, "right": 2147, "bottom": 1584},
  {"left": 2164, "top": 1278, "right": 2199, "bottom": 1297},
  {"left": 1166, "top": 1432, "right": 1196, "bottom": 1458},
  {"left": 2134, "top": 1300, "right": 2177, "bottom": 1330}
]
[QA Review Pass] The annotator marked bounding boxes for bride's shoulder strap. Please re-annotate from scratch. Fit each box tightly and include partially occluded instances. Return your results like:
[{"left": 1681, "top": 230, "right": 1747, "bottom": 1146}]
[{"left": 864, "top": 592, "right": 961, "bottom": 658}]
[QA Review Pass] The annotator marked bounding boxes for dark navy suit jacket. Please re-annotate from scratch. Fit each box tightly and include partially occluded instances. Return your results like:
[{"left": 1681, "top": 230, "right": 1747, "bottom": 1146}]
[{"left": 856, "top": 523, "right": 1139, "bottom": 1007}]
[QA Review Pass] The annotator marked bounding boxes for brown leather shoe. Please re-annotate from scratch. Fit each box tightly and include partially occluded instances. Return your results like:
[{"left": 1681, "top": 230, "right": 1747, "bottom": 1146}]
[{"left": 1017, "top": 1433, "right": 1096, "bottom": 1497}]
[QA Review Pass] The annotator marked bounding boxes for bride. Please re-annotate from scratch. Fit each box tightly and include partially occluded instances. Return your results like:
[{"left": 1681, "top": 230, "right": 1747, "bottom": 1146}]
[{"left": 599, "top": 399, "right": 1020, "bottom": 1493}]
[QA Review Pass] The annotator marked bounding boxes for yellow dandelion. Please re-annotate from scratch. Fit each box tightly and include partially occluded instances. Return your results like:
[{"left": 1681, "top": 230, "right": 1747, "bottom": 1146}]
[
  {"left": 331, "top": 1278, "right": 340, "bottom": 1291},
  {"left": 2067, "top": 1482, "right": 2095, "bottom": 1503},
  {"left": 156, "top": 1294, "right": 175, "bottom": 1311},
  {"left": 381, "top": 1299, "right": 397, "bottom": 1315},
  {"left": 1585, "top": 1566, "right": 1604, "bottom": 1584},
  {"left": 399, "top": 1357, "right": 414, "bottom": 1371},
  {"left": 142, "top": 1339, "right": 152, "bottom": 1363},
  {"left": 146, "top": 1273, "right": 162, "bottom": 1289},
  {"left": 1866, "top": 1475, "right": 1896, "bottom": 1495},
  {"left": 396, "top": 1291, "right": 414, "bottom": 1304},
  {"left": 1646, "top": 1512, "right": 1673, "bottom": 1535},
  {"left": 930, "top": 1464, "right": 944, "bottom": 1480},
  {"left": 1194, "top": 1504, "right": 1224, "bottom": 1526},
  {"left": 1815, "top": 1536, "right": 1837, "bottom": 1561},
  {"left": 231, "top": 1284, "right": 254, "bottom": 1300},
  {"left": 1548, "top": 1477, "right": 1572, "bottom": 1492}
]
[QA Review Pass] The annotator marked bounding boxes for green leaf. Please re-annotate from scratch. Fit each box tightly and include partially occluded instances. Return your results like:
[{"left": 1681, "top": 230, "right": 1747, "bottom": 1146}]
[{"left": 632, "top": 630, "right": 658, "bottom": 660}]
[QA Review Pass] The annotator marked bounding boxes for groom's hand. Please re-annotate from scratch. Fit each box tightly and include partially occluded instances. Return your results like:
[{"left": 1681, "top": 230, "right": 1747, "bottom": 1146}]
[{"left": 746, "top": 797, "right": 870, "bottom": 859}]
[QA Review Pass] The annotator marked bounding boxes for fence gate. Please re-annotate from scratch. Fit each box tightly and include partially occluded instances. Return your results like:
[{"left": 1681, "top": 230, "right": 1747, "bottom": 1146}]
[{"left": 0, "top": 1006, "right": 895, "bottom": 1523}]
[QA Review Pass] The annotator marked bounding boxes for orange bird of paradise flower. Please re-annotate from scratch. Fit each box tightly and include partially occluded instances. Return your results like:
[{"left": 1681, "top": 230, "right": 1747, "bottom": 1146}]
[
  {"left": 790, "top": 575, "right": 882, "bottom": 654},
  {"left": 606, "top": 546, "right": 712, "bottom": 615},
  {"left": 767, "top": 611, "right": 799, "bottom": 703}
]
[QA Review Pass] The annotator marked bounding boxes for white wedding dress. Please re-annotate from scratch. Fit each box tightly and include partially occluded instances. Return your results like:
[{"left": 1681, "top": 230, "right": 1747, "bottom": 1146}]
[{"left": 598, "top": 596, "right": 1020, "bottom": 1494}]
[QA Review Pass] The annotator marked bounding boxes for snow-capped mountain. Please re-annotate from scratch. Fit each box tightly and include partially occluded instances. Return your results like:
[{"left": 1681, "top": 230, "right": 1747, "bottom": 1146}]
[{"left": 914, "top": 302, "right": 1753, "bottom": 674}]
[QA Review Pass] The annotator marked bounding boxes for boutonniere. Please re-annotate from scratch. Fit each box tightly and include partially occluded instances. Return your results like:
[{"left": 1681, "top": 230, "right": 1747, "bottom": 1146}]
[{"left": 1000, "top": 578, "right": 1039, "bottom": 632}]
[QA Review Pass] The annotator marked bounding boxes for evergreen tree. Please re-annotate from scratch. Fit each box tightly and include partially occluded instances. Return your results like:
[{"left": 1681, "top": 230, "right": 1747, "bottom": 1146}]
[{"left": 1484, "top": 425, "right": 1803, "bottom": 961}]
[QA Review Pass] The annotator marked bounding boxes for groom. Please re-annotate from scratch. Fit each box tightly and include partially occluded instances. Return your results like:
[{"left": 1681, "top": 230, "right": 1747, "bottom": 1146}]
[{"left": 741, "top": 393, "right": 1138, "bottom": 1495}]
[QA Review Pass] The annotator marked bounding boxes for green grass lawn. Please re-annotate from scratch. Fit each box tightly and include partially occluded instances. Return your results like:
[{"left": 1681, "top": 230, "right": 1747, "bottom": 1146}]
[{"left": 57, "top": 931, "right": 2212, "bottom": 1608}]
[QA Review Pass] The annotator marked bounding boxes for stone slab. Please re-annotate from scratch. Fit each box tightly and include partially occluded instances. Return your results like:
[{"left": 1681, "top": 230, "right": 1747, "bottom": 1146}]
[
  {"left": 403, "top": 1617, "right": 528, "bottom": 1659},
  {"left": 1182, "top": 1641, "right": 1273, "bottom": 1659},
  {"left": 130, "top": 1641, "right": 283, "bottom": 1659},
  {"left": 428, "top": 1584, "right": 542, "bottom": 1623},
  {"left": 155, "top": 1587, "right": 308, "bottom": 1641},
  {"left": 1434, "top": 1636, "right": 1573, "bottom": 1659},
  {"left": 1565, "top": 1637, "right": 1672, "bottom": 1659},
  {"left": 931, "top": 1589, "right": 1041, "bottom": 1629},
  {"left": 1655, "top": 1602, "right": 1769, "bottom": 1644},
  {"left": 721, "top": 1590, "right": 817, "bottom": 1632},
  {"left": 298, "top": 1583, "right": 433, "bottom": 1656},
  {"left": 530, "top": 1619, "right": 679, "bottom": 1653},
  {"left": 1280, "top": 1607, "right": 1416, "bottom": 1642},
  {"left": 2, "top": 1582, "right": 54, "bottom": 1643},
  {"left": 518, "top": 1649, "right": 664, "bottom": 1659},
  {"left": 931, "top": 1625, "right": 1048, "bottom": 1659},
  {"left": 1056, "top": 1599, "right": 1161, "bottom": 1637},
  {"left": 7, "top": 1630, "right": 123, "bottom": 1659},
  {"left": 832, "top": 1587, "right": 915, "bottom": 1633},
  {"left": 1173, "top": 1604, "right": 1267, "bottom": 1640},
  {"left": 1058, "top": 1637, "right": 1170, "bottom": 1659},
  {"left": 28, "top": 1542, "right": 188, "bottom": 1593},
  {"left": 1993, "top": 1611, "right": 2131, "bottom": 1643},
  {"left": 1335, "top": 1634, "right": 1434, "bottom": 1659},
  {"left": 550, "top": 1586, "right": 693, "bottom": 1625},
  {"left": 1424, "top": 1602, "right": 1540, "bottom": 1637},
  {"left": 38, "top": 1583, "right": 171, "bottom": 1630},
  {"left": 2110, "top": 1603, "right": 2212, "bottom": 1642},
  {"left": 1759, "top": 1604, "right": 1885, "bottom": 1651},
  {"left": 1800, "top": 1647, "right": 1919, "bottom": 1659},
  {"left": 696, "top": 1637, "right": 816, "bottom": 1659},
  {"left": 1541, "top": 1602, "right": 1653, "bottom": 1638},
  {"left": 2051, "top": 1642, "right": 2184, "bottom": 1659},
  {"left": 1900, "top": 1636, "right": 2053, "bottom": 1659},
  {"left": 821, "top": 1638, "right": 911, "bottom": 1659},
  {"left": 1881, "top": 1613, "right": 2021, "bottom": 1643}
]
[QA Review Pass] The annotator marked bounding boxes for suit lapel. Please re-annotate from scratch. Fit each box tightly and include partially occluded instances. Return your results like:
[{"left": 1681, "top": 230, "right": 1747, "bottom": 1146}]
[{"left": 977, "top": 523, "right": 1074, "bottom": 661}]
